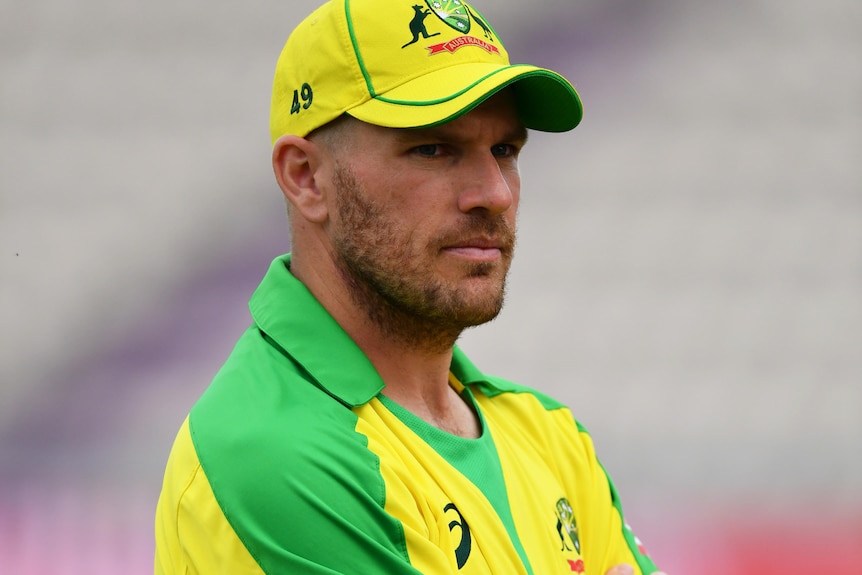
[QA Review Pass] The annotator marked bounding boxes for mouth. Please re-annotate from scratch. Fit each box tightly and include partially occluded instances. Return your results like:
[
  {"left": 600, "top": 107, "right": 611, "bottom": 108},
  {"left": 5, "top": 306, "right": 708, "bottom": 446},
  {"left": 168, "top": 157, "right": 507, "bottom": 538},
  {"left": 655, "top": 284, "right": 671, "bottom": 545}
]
[{"left": 442, "top": 237, "right": 508, "bottom": 262}]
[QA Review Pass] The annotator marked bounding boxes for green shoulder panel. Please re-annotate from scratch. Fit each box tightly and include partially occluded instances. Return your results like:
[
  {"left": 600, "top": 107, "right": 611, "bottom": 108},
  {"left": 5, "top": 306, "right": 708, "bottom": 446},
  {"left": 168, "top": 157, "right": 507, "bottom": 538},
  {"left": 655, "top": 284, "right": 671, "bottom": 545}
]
[
  {"left": 598, "top": 462, "right": 660, "bottom": 574},
  {"left": 189, "top": 326, "right": 420, "bottom": 574},
  {"left": 476, "top": 374, "right": 569, "bottom": 413}
]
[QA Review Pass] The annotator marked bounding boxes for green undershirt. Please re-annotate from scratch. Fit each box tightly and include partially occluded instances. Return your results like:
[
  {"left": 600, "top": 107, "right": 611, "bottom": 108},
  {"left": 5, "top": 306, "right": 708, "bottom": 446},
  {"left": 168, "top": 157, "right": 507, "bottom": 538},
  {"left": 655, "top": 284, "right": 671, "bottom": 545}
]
[{"left": 377, "top": 386, "right": 534, "bottom": 575}]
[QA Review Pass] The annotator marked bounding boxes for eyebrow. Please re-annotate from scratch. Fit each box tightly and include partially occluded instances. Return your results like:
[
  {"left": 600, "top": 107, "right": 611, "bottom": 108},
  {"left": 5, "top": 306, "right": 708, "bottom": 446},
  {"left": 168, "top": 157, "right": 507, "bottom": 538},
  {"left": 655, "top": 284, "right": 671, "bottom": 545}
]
[{"left": 395, "top": 123, "right": 529, "bottom": 146}]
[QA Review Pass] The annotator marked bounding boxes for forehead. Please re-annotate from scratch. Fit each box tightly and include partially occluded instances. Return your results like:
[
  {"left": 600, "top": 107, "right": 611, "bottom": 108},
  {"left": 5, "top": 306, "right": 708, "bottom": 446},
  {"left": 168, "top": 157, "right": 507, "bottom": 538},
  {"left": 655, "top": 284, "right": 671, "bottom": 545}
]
[{"left": 352, "top": 90, "right": 527, "bottom": 146}]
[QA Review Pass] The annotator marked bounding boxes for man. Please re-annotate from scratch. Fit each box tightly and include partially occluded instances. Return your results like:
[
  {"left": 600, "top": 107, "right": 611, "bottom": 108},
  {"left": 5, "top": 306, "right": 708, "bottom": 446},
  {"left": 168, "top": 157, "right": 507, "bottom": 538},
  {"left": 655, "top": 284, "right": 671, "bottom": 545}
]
[{"left": 155, "top": 1, "right": 665, "bottom": 573}]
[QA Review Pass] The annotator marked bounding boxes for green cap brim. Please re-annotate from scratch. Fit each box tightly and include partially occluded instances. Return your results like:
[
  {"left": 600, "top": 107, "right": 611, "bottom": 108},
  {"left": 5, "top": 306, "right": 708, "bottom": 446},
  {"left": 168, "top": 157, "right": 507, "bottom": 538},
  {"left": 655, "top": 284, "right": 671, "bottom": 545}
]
[{"left": 347, "top": 63, "right": 583, "bottom": 133}]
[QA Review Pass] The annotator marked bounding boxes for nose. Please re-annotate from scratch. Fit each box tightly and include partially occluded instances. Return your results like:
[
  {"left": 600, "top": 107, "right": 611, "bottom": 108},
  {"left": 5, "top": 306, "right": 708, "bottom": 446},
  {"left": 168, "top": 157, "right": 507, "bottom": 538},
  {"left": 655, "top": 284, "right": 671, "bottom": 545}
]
[{"left": 457, "top": 153, "right": 517, "bottom": 216}]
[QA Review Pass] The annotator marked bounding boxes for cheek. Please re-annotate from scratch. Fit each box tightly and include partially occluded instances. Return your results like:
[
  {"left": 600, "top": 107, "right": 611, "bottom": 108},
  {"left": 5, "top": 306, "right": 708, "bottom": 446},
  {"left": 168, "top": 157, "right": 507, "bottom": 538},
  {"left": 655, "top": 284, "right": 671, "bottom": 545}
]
[
  {"left": 500, "top": 161, "right": 521, "bottom": 190},
  {"left": 507, "top": 174, "right": 522, "bottom": 210},
  {"left": 397, "top": 182, "right": 452, "bottom": 222}
]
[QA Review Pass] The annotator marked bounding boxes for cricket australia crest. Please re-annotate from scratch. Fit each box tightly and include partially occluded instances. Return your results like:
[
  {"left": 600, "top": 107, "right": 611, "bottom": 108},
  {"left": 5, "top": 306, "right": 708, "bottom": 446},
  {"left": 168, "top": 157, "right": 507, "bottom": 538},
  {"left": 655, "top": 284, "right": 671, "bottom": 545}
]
[
  {"left": 555, "top": 497, "right": 581, "bottom": 554},
  {"left": 425, "top": 0, "right": 471, "bottom": 33}
]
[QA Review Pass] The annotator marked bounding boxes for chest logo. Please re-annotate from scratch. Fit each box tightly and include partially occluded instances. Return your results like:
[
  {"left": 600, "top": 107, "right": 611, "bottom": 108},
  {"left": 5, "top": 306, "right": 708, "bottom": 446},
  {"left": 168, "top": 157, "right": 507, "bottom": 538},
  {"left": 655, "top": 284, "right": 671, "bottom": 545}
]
[
  {"left": 555, "top": 497, "right": 581, "bottom": 554},
  {"left": 444, "top": 502, "right": 472, "bottom": 569}
]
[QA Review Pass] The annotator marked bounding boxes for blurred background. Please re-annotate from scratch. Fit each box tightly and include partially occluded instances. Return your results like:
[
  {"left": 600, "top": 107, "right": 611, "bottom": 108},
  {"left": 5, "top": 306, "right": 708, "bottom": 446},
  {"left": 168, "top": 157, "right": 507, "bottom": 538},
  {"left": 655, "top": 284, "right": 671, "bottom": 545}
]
[{"left": 1, "top": 0, "right": 860, "bottom": 572}]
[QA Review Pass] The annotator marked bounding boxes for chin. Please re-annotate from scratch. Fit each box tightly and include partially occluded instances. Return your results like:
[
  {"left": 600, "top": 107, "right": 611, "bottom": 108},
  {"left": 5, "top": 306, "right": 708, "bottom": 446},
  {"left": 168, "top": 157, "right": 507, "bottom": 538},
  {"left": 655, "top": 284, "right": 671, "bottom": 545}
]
[{"left": 451, "top": 286, "right": 506, "bottom": 326}]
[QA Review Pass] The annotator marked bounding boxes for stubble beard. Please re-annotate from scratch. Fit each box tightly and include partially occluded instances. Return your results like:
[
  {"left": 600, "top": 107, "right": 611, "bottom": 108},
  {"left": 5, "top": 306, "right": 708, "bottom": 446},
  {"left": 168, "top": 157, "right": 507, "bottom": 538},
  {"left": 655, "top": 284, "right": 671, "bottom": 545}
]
[{"left": 331, "top": 163, "right": 516, "bottom": 355}]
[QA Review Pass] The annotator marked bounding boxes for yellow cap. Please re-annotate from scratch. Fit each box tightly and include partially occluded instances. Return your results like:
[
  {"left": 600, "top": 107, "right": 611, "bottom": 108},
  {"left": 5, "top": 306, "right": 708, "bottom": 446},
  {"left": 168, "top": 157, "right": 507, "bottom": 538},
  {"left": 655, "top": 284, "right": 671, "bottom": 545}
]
[{"left": 270, "top": 0, "right": 583, "bottom": 143}]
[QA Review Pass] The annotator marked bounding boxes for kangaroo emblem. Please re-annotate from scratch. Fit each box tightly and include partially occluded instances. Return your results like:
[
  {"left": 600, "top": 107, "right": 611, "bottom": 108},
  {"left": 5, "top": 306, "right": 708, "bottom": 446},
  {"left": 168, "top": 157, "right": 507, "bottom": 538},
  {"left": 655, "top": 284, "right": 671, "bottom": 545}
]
[
  {"left": 466, "top": 5, "right": 493, "bottom": 40},
  {"left": 402, "top": 5, "right": 441, "bottom": 48}
]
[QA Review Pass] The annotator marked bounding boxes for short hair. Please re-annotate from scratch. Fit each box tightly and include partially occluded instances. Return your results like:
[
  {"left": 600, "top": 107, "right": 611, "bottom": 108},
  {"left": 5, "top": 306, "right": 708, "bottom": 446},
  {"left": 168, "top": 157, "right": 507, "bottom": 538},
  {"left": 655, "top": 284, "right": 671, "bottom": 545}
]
[{"left": 306, "top": 114, "right": 357, "bottom": 157}]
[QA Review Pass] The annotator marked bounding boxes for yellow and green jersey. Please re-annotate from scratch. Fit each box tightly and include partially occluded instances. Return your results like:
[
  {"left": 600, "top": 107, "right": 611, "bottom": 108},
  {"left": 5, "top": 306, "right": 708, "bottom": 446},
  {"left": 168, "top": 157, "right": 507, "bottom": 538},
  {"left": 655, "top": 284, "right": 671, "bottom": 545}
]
[{"left": 155, "top": 254, "right": 659, "bottom": 574}]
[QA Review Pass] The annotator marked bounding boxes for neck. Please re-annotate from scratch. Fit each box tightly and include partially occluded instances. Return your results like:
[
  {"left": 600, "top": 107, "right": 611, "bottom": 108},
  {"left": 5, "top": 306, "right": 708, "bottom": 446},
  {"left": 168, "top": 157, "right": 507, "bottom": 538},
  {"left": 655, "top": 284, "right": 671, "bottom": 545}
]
[
  {"left": 346, "top": 310, "right": 482, "bottom": 439},
  {"left": 350, "top": 314, "right": 482, "bottom": 438},
  {"left": 289, "top": 250, "right": 480, "bottom": 438}
]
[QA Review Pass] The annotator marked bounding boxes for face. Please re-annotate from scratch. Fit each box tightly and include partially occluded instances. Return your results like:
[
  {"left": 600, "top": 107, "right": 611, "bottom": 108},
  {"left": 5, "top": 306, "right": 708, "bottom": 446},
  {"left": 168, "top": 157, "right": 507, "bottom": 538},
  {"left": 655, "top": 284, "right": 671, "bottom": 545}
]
[{"left": 323, "top": 91, "right": 527, "bottom": 350}]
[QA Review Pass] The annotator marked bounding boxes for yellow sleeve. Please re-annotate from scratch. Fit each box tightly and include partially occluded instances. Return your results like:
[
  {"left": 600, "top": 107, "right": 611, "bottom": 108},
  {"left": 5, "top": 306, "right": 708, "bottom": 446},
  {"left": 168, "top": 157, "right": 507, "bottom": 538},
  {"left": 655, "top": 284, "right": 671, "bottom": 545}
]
[
  {"left": 154, "top": 417, "right": 264, "bottom": 575},
  {"left": 576, "top": 427, "right": 658, "bottom": 575}
]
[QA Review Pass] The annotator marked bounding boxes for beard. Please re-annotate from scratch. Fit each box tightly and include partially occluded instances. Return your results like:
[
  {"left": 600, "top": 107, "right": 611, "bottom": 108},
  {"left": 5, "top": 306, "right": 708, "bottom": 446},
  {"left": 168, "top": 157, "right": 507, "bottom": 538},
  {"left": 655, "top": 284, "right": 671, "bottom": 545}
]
[{"left": 330, "top": 163, "right": 516, "bottom": 354}]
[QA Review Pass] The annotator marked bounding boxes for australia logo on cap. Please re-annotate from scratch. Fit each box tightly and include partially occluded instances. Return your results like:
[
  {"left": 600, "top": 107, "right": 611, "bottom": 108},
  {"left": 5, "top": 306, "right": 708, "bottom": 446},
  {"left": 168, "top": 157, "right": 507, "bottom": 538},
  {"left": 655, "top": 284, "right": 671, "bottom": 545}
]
[{"left": 402, "top": 1, "right": 498, "bottom": 55}]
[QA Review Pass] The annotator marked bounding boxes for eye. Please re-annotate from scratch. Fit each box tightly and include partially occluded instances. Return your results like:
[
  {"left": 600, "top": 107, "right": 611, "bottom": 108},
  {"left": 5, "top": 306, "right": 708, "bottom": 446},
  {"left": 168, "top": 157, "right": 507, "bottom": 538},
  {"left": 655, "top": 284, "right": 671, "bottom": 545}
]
[
  {"left": 491, "top": 143, "right": 517, "bottom": 158},
  {"left": 413, "top": 144, "right": 442, "bottom": 157}
]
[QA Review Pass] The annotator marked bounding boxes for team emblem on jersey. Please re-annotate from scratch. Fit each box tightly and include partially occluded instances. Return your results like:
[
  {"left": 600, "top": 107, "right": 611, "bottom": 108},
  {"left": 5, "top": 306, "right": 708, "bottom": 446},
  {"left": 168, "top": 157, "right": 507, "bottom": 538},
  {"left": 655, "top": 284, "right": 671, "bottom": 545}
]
[{"left": 555, "top": 497, "right": 581, "bottom": 553}]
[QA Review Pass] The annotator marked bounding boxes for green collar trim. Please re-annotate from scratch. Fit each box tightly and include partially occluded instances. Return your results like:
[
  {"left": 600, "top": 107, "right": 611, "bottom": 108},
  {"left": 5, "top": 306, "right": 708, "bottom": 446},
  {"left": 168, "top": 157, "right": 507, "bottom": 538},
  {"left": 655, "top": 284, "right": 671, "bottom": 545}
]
[{"left": 249, "top": 254, "right": 500, "bottom": 407}]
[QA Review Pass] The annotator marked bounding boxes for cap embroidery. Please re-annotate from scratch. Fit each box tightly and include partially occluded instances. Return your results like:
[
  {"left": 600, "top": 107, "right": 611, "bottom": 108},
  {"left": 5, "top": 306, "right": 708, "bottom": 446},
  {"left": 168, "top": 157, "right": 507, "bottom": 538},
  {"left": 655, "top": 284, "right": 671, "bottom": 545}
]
[
  {"left": 426, "top": 1, "right": 495, "bottom": 41},
  {"left": 427, "top": 35, "right": 499, "bottom": 55},
  {"left": 464, "top": 4, "right": 494, "bottom": 40},
  {"left": 426, "top": 0, "right": 471, "bottom": 33},
  {"left": 402, "top": 5, "right": 441, "bottom": 49},
  {"left": 289, "top": 82, "right": 314, "bottom": 115},
  {"left": 403, "top": 1, "right": 498, "bottom": 53}
]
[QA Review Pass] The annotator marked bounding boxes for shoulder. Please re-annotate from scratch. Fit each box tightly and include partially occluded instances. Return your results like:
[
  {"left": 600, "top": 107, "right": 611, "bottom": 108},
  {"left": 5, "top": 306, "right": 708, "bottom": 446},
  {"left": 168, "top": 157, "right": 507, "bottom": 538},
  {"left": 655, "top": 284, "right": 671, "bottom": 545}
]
[
  {"left": 472, "top": 376, "right": 595, "bottom": 451},
  {"left": 189, "top": 327, "right": 380, "bottom": 500},
  {"left": 480, "top": 375, "right": 569, "bottom": 410},
  {"left": 155, "top": 417, "right": 265, "bottom": 574},
  {"left": 180, "top": 331, "right": 412, "bottom": 571},
  {"left": 479, "top": 376, "right": 588, "bottom": 428}
]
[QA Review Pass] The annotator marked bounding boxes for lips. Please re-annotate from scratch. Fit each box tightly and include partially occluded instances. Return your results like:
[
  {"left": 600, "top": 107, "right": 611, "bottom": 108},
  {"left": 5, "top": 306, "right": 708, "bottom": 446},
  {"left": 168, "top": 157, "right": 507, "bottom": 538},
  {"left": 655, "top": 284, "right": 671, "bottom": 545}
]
[
  {"left": 443, "top": 233, "right": 512, "bottom": 257},
  {"left": 445, "top": 247, "right": 502, "bottom": 262},
  {"left": 436, "top": 216, "right": 516, "bottom": 259},
  {"left": 448, "top": 236, "right": 505, "bottom": 250}
]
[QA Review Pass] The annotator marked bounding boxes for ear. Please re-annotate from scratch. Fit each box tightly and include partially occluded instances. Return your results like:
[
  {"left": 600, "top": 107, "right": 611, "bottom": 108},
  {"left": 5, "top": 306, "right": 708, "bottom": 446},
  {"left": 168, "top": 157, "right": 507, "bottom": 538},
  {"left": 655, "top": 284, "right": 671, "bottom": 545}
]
[{"left": 272, "top": 135, "right": 329, "bottom": 224}]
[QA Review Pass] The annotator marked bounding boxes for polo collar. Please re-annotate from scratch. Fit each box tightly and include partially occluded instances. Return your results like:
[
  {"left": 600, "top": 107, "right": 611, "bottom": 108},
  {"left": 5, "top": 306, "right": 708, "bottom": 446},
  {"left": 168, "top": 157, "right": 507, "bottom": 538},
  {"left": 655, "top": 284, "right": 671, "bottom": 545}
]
[{"left": 249, "top": 254, "right": 497, "bottom": 408}]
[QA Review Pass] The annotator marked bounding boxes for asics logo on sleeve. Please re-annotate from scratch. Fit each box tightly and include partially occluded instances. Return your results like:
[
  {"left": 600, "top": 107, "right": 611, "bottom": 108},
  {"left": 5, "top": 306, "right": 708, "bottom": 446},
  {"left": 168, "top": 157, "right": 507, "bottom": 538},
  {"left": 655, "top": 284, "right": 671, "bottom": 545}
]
[{"left": 443, "top": 502, "right": 472, "bottom": 569}]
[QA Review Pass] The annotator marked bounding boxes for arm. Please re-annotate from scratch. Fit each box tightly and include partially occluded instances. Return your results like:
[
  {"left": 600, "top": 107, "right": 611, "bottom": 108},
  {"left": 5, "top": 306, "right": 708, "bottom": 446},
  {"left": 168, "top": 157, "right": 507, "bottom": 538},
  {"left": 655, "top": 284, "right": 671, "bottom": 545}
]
[
  {"left": 571, "top": 420, "right": 661, "bottom": 574},
  {"left": 155, "top": 416, "right": 426, "bottom": 575}
]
